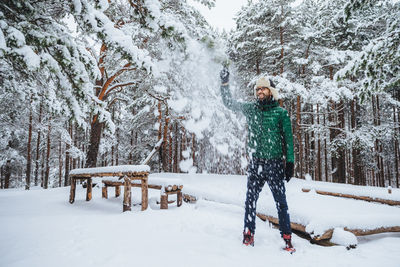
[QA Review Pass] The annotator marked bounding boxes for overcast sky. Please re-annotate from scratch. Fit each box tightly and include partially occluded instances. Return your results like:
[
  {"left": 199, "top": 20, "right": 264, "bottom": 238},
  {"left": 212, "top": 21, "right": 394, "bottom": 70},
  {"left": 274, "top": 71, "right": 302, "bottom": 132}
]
[
  {"left": 188, "top": 0, "right": 304, "bottom": 31},
  {"left": 188, "top": 0, "right": 247, "bottom": 31}
]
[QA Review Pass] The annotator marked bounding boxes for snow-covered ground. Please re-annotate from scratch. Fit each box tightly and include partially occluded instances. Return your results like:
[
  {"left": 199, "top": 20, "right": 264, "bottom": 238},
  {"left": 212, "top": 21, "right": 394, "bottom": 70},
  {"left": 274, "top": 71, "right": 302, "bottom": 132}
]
[
  {"left": 1, "top": 173, "right": 400, "bottom": 267},
  {"left": 155, "top": 173, "right": 400, "bottom": 237}
]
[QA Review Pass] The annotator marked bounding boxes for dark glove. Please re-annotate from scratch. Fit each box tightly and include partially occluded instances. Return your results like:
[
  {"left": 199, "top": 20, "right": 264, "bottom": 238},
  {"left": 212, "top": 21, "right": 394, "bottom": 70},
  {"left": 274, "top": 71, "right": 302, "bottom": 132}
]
[
  {"left": 220, "top": 67, "right": 229, "bottom": 84},
  {"left": 285, "top": 162, "right": 294, "bottom": 182}
]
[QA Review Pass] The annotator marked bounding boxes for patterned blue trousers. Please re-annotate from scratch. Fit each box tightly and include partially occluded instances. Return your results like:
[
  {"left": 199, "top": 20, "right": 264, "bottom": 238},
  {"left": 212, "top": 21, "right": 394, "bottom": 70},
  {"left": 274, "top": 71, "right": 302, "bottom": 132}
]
[{"left": 244, "top": 158, "right": 292, "bottom": 236}]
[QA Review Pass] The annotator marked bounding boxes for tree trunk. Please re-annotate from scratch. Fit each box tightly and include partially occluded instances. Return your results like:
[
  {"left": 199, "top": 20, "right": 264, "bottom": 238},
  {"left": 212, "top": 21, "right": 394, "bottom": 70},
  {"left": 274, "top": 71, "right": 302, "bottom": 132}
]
[
  {"left": 329, "top": 66, "right": 346, "bottom": 184},
  {"left": 58, "top": 137, "right": 63, "bottom": 187},
  {"left": 129, "top": 130, "right": 134, "bottom": 164},
  {"left": 116, "top": 127, "right": 119, "bottom": 166},
  {"left": 351, "top": 99, "right": 363, "bottom": 185},
  {"left": 255, "top": 59, "right": 260, "bottom": 75},
  {"left": 180, "top": 127, "right": 186, "bottom": 173},
  {"left": 394, "top": 106, "right": 399, "bottom": 188},
  {"left": 25, "top": 101, "right": 33, "bottom": 190},
  {"left": 163, "top": 107, "right": 169, "bottom": 172},
  {"left": 310, "top": 104, "right": 315, "bottom": 179},
  {"left": 174, "top": 122, "right": 179, "bottom": 173},
  {"left": 372, "top": 95, "right": 382, "bottom": 186},
  {"left": 386, "top": 161, "right": 391, "bottom": 187},
  {"left": 316, "top": 104, "right": 322, "bottom": 181},
  {"left": 111, "top": 108, "right": 115, "bottom": 166},
  {"left": 158, "top": 101, "right": 163, "bottom": 171},
  {"left": 86, "top": 116, "right": 103, "bottom": 168},
  {"left": 304, "top": 129, "right": 310, "bottom": 176},
  {"left": 4, "top": 160, "right": 11, "bottom": 188},
  {"left": 44, "top": 117, "right": 51, "bottom": 189},
  {"left": 376, "top": 96, "right": 384, "bottom": 187},
  {"left": 169, "top": 123, "right": 173, "bottom": 172},
  {"left": 337, "top": 101, "right": 346, "bottom": 183},
  {"left": 41, "top": 149, "right": 45, "bottom": 187},
  {"left": 34, "top": 100, "right": 43, "bottom": 186},
  {"left": 0, "top": 164, "right": 4, "bottom": 189},
  {"left": 379, "top": 143, "right": 385, "bottom": 186},
  {"left": 324, "top": 112, "right": 329, "bottom": 182},
  {"left": 72, "top": 123, "right": 77, "bottom": 170},
  {"left": 279, "top": 5, "right": 284, "bottom": 75},
  {"left": 0, "top": 164, "right": 3, "bottom": 189},
  {"left": 81, "top": 143, "right": 85, "bottom": 168},
  {"left": 192, "top": 133, "right": 196, "bottom": 167},
  {"left": 64, "top": 122, "right": 71, "bottom": 187},
  {"left": 296, "top": 96, "right": 303, "bottom": 179}
]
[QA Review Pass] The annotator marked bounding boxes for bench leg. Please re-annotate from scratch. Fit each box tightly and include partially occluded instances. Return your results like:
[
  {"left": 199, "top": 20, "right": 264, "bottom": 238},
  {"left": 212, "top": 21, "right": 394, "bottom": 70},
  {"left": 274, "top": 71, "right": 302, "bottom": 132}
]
[
  {"left": 115, "top": 185, "right": 120, "bottom": 197},
  {"left": 160, "top": 194, "right": 168, "bottom": 209},
  {"left": 141, "top": 178, "right": 148, "bottom": 211},
  {"left": 123, "top": 178, "right": 132, "bottom": 212},
  {"left": 102, "top": 186, "right": 108, "bottom": 199},
  {"left": 86, "top": 178, "right": 92, "bottom": 201},
  {"left": 69, "top": 178, "right": 76, "bottom": 204},
  {"left": 177, "top": 191, "right": 183, "bottom": 207}
]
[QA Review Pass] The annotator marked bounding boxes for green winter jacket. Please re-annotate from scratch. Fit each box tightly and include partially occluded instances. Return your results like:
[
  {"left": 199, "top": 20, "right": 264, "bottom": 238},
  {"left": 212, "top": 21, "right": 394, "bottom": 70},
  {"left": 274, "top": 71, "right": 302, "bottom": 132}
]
[{"left": 221, "top": 84, "right": 294, "bottom": 163}]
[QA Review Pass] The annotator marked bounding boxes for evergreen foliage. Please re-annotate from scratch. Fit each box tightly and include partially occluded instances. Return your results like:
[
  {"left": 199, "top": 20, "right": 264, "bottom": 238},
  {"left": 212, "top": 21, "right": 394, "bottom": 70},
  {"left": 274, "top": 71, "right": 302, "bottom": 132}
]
[{"left": 0, "top": 0, "right": 399, "bottom": 189}]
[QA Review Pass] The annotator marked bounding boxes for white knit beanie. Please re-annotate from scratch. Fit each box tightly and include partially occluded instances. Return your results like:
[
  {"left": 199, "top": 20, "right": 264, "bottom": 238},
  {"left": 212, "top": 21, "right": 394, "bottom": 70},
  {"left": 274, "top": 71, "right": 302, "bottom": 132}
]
[{"left": 254, "top": 77, "right": 279, "bottom": 100}]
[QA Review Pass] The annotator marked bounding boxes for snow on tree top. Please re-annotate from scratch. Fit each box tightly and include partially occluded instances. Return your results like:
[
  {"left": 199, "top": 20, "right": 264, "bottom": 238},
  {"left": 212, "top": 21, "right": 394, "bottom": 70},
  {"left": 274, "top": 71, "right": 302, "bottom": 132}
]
[{"left": 69, "top": 165, "right": 150, "bottom": 175}]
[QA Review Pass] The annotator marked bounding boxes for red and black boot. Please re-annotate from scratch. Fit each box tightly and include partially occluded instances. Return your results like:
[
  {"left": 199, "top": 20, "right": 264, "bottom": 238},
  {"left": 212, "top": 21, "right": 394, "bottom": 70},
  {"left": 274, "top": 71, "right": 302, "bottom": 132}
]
[
  {"left": 283, "top": 234, "right": 296, "bottom": 253},
  {"left": 243, "top": 230, "right": 254, "bottom": 247}
]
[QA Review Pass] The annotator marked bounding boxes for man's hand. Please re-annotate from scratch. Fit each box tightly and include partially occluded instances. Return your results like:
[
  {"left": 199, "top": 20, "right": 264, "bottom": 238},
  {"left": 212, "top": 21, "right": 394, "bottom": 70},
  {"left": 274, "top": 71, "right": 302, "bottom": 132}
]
[
  {"left": 285, "top": 162, "right": 294, "bottom": 182},
  {"left": 220, "top": 67, "right": 229, "bottom": 84}
]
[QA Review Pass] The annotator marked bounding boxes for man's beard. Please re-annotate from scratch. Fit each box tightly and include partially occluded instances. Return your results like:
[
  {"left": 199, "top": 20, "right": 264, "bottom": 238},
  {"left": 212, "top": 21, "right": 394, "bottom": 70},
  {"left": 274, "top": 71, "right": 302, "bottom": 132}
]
[{"left": 257, "top": 94, "right": 271, "bottom": 102}]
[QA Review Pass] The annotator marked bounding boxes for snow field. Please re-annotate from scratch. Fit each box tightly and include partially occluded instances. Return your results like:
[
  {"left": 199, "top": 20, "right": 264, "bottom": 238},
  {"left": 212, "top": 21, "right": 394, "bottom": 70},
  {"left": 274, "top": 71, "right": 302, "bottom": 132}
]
[{"left": 1, "top": 182, "right": 400, "bottom": 267}]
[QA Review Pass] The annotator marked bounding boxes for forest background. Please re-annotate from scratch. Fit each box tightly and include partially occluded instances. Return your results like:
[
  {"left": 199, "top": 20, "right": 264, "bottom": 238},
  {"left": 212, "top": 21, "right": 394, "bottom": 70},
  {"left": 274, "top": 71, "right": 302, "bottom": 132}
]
[{"left": 0, "top": 0, "right": 399, "bottom": 190}]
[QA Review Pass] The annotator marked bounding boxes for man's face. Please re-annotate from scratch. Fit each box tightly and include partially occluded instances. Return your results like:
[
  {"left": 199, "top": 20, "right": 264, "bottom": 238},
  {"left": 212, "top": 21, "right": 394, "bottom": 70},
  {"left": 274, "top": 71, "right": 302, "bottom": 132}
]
[{"left": 256, "top": 87, "right": 271, "bottom": 100}]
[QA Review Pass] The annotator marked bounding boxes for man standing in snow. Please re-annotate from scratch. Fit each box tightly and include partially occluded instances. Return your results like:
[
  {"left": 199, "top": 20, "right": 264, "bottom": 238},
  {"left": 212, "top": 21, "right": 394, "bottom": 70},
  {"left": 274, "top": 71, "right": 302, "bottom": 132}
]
[{"left": 219, "top": 67, "right": 295, "bottom": 253}]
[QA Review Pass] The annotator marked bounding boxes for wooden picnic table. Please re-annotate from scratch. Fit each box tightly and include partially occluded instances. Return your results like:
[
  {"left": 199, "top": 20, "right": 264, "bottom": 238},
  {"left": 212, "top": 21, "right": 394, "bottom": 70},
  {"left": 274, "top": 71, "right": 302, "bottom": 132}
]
[
  {"left": 68, "top": 165, "right": 150, "bottom": 212},
  {"left": 102, "top": 176, "right": 184, "bottom": 209}
]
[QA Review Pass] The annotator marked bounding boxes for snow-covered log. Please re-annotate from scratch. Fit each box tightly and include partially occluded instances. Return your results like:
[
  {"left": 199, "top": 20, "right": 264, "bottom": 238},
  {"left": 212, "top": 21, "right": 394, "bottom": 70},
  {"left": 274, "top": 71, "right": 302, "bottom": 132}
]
[
  {"left": 141, "top": 139, "right": 163, "bottom": 165},
  {"left": 345, "top": 226, "right": 400, "bottom": 236},
  {"left": 302, "top": 188, "right": 400, "bottom": 206},
  {"left": 256, "top": 213, "right": 400, "bottom": 246}
]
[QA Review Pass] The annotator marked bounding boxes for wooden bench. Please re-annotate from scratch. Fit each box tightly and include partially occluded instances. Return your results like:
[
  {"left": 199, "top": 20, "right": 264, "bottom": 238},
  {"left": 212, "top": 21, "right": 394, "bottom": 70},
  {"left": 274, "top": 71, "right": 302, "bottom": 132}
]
[
  {"left": 102, "top": 178, "right": 183, "bottom": 209},
  {"left": 69, "top": 165, "right": 150, "bottom": 212}
]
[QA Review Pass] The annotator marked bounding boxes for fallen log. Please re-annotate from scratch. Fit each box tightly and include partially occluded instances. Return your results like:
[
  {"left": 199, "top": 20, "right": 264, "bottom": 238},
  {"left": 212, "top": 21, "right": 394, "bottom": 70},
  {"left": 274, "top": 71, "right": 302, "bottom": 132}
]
[
  {"left": 344, "top": 226, "right": 400, "bottom": 236},
  {"left": 141, "top": 139, "right": 163, "bottom": 165},
  {"left": 302, "top": 188, "right": 400, "bottom": 206},
  {"left": 256, "top": 213, "right": 400, "bottom": 245},
  {"left": 255, "top": 213, "right": 321, "bottom": 239},
  {"left": 183, "top": 194, "right": 197, "bottom": 203}
]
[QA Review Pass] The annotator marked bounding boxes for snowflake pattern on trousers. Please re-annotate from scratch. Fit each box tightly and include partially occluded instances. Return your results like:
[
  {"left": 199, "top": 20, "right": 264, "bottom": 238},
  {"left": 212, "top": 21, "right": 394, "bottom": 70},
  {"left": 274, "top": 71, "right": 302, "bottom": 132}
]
[{"left": 244, "top": 158, "right": 292, "bottom": 236}]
